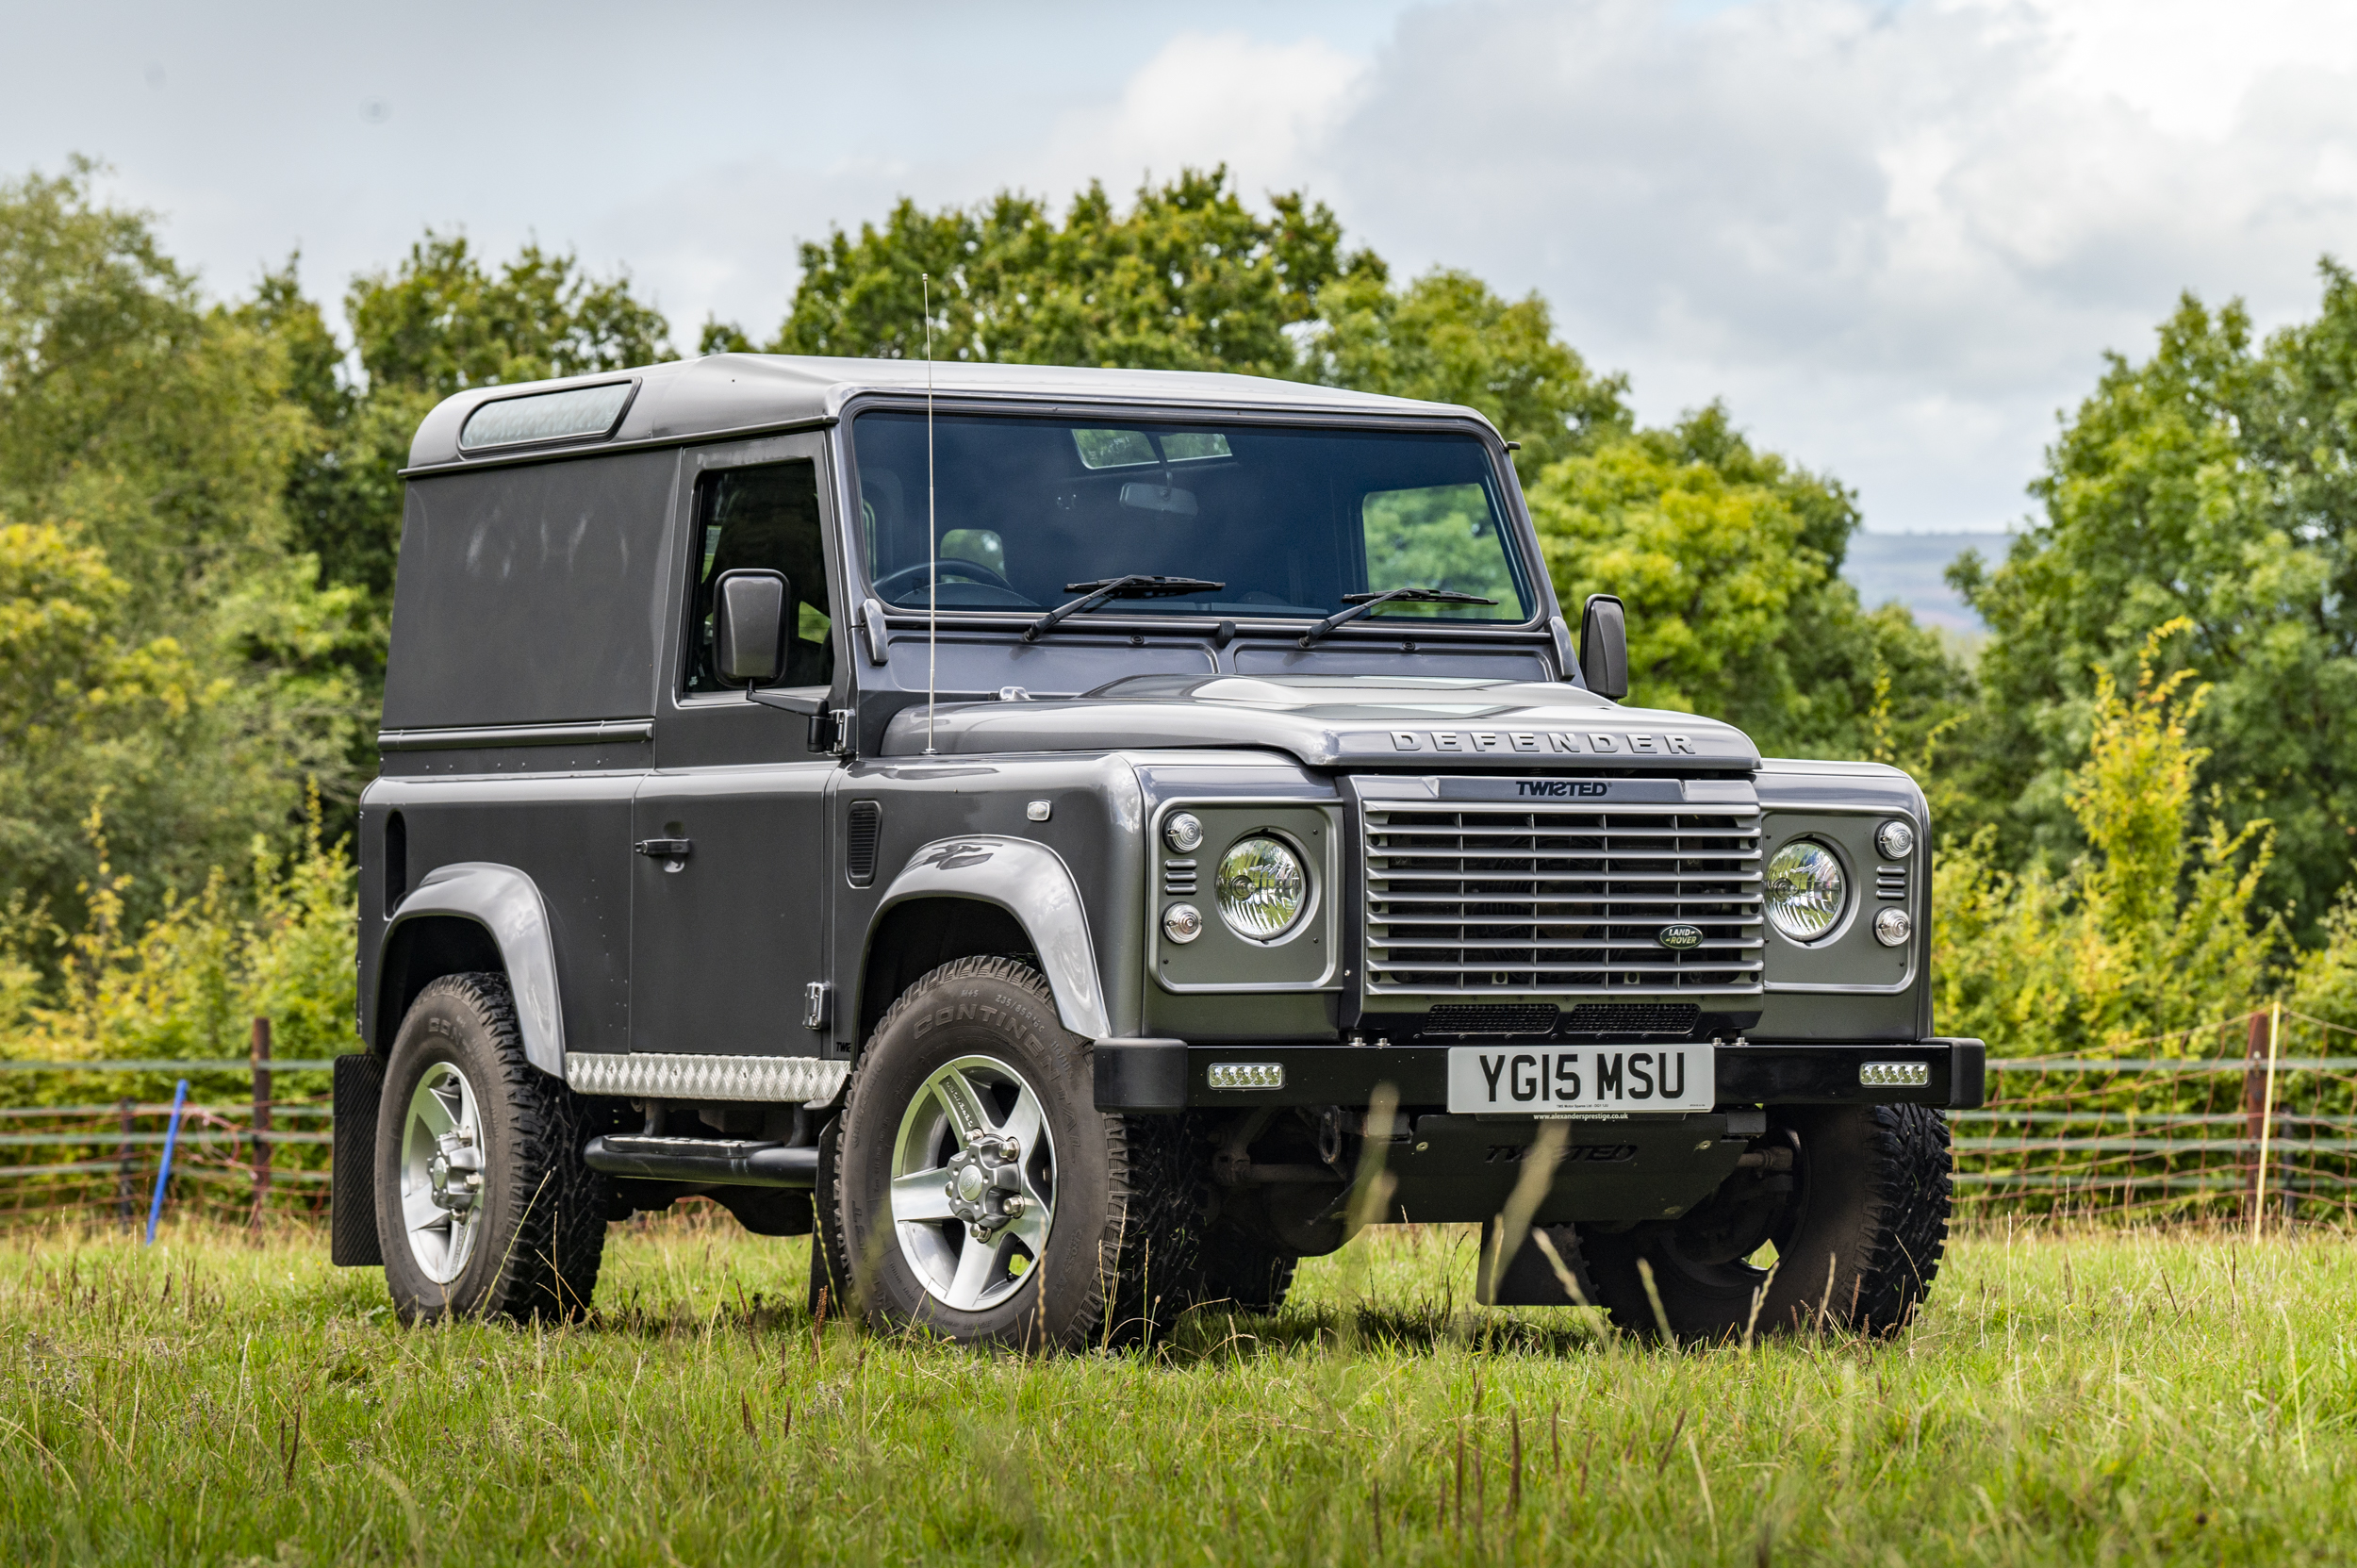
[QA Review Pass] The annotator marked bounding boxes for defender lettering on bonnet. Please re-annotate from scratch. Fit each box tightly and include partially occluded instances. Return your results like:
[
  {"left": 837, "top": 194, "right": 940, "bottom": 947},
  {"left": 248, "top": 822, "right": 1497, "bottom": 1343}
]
[{"left": 1390, "top": 730, "right": 1697, "bottom": 755}]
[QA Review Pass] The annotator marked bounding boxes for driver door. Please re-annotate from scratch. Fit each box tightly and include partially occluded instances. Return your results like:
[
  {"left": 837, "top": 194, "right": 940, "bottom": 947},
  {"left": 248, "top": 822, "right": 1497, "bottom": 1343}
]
[{"left": 631, "top": 436, "right": 844, "bottom": 1060}]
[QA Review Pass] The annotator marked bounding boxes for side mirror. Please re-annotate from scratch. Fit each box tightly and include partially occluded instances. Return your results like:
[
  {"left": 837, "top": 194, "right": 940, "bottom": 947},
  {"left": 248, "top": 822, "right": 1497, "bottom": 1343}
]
[
  {"left": 713, "top": 569, "right": 789, "bottom": 686},
  {"left": 1579, "top": 593, "right": 1628, "bottom": 700}
]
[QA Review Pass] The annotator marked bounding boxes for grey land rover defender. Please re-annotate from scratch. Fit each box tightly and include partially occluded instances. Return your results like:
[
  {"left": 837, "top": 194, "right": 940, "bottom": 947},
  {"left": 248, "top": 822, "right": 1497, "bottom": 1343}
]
[{"left": 331, "top": 354, "right": 1983, "bottom": 1346}]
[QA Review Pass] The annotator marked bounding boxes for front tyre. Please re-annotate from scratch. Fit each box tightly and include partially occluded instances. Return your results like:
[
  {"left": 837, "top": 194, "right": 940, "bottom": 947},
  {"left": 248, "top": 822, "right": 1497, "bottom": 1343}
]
[
  {"left": 374, "top": 973, "right": 609, "bottom": 1323},
  {"left": 833, "top": 957, "right": 1201, "bottom": 1349},
  {"left": 1580, "top": 1102, "right": 1951, "bottom": 1343}
]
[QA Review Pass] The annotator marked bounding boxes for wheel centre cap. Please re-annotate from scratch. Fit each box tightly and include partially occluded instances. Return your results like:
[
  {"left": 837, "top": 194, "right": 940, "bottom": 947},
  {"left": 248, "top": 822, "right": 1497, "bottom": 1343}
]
[{"left": 956, "top": 1164, "right": 988, "bottom": 1203}]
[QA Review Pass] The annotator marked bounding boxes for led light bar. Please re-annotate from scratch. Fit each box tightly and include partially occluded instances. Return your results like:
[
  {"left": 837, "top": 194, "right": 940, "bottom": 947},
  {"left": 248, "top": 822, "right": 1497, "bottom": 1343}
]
[
  {"left": 1858, "top": 1062, "right": 1930, "bottom": 1088},
  {"left": 1207, "top": 1062, "right": 1285, "bottom": 1090}
]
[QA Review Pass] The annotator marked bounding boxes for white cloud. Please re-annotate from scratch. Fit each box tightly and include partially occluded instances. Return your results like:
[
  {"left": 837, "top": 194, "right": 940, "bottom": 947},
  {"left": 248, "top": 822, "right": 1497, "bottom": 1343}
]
[
  {"left": 1298, "top": 0, "right": 2357, "bottom": 529},
  {"left": 8, "top": 0, "right": 2352, "bottom": 535},
  {"left": 1034, "top": 32, "right": 1370, "bottom": 202}
]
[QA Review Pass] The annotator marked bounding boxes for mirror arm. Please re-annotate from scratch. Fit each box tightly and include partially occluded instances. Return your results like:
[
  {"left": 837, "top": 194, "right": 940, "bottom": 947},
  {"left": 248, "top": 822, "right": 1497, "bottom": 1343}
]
[{"left": 747, "top": 689, "right": 826, "bottom": 717}]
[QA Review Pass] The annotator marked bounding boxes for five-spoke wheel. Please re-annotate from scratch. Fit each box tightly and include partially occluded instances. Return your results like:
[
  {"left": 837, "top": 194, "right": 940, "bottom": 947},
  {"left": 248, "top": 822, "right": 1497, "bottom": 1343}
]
[
  {"left": 887, "top": 1055, "right": 1057, "bottom": 1312},
  {"left": 398, "top": 1061, "right": 486, "bottom": 1284}
]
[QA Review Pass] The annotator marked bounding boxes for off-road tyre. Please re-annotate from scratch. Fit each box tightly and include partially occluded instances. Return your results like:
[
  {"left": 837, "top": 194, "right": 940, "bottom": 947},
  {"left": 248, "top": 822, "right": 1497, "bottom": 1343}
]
[
  {"left": 1579, "top": 1103, "right": 1950, "bottom": 1343},
  {"left": 832, "top": 957, "right": 1204, "bottom": 1349},
  {"left": 374, "top": 973, "right": 610, "bottom": 1324}
]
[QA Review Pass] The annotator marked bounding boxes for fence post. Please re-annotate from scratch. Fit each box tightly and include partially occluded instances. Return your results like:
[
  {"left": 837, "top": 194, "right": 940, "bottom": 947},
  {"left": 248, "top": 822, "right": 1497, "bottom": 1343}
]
[
  {"left": 115, "top": 1097, "right": 136, "bottom": 1228},
  {"left": 2251, "top": 999, "right": 2283, "bottom": 1241},
  {"left": 251, "top": 1015, "right": 273, "bottom": 1226},
  {"left": 2245, "top": 1011, "right": 2269, "bottom": 1227}
]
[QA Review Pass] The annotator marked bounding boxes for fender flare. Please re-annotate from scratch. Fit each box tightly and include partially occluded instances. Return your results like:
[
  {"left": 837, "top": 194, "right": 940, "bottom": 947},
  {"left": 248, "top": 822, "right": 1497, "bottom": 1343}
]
[
  {"left": 869, "top": 836, "right": 1112, "bottom": 1041},
  {"left": 382, "top": 862, "right": 567, "bottom": 1076}
]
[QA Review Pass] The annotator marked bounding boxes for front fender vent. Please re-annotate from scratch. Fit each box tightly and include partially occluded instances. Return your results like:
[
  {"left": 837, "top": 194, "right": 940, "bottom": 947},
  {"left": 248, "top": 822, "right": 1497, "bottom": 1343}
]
[{"left": 846, "top": 800, "right": 882, "bottom": 886}]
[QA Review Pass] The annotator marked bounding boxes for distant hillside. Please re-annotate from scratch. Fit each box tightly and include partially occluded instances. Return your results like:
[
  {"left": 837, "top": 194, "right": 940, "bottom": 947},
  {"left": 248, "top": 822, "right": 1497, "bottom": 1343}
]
[{"left": 1842, "top": 532, "right": 2008, "bottom": 635}]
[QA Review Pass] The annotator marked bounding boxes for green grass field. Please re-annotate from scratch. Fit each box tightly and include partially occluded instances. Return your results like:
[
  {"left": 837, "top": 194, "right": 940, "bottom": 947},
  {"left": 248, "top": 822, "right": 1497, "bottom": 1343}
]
[{"left": 1, "top": 1216, "right": 2348, "bottom": 1565}]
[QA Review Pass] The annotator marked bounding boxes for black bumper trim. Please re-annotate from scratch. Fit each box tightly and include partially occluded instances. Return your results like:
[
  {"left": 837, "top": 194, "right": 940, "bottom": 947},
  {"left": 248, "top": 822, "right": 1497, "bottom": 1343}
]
[{"left": 1092, "top": 1037, "right": 1987, "bottom": 1113}]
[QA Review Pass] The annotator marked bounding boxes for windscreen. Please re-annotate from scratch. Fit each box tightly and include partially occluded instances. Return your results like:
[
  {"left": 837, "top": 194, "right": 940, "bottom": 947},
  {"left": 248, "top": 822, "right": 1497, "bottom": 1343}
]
[{"left": 850, "top": 412, "right": 1532, "bottom": 623}]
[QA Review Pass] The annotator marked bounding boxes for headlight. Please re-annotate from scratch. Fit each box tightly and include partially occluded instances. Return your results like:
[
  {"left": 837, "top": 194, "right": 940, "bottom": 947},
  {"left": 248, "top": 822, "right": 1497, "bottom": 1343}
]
[
  {"left": 1765, "top": 840, "right": 1846, "bottom": 942},
  {"left": 1214, "top": 835, "right": 1307, "bottom": 939}
]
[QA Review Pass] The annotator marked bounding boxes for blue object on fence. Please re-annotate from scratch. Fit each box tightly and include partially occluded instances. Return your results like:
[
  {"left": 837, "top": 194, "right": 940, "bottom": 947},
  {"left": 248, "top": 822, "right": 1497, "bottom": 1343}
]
[{"left": 144, "top": 1079, "right": 190, "bottom": 1245}]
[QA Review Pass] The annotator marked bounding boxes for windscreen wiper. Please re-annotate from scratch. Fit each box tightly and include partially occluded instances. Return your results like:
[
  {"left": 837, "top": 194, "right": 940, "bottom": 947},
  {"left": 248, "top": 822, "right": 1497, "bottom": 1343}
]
[
  {"left": 1020, "top": 575, "right": 1225, "bottom": 643},
  {"left": 1296, "top": 586, "right": 1498, "bottom": 648}
]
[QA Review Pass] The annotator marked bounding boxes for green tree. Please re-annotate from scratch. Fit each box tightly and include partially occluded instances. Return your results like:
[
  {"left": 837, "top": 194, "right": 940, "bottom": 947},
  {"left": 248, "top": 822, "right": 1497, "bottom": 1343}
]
[
  {"left": 0, "top": 163, "right": 366, "bottom": 936},
  {"left": 1300, "top": 267, "right": 1629, "bottom": 487},
  {"left": 345, "top": 231, "right": 671, "bottom": 397},
  {"left": 1952, "top": 261, "right": 2357, "bottom": 939},
  {"left": 1935, "top": 626, "right": 2278, "bottom": 1054},
  {"left": 763, "top": 168, "right": 1353, "bottom": 376},
  {"left": 1528, "top": 406, "right": 1970, "bottom": 761}
]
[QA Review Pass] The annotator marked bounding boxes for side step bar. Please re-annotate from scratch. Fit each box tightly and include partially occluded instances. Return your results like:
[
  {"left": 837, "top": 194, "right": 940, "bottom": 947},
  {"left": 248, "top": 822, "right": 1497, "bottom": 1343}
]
[{"left": 582, "top": 1134, "right": 818, "bottom": 1188}]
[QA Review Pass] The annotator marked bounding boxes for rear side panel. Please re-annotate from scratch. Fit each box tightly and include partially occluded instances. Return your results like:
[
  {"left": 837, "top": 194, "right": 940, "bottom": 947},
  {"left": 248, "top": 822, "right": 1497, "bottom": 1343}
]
[{"left": 383, "top": 452, "right": 678, "bottom": 729}]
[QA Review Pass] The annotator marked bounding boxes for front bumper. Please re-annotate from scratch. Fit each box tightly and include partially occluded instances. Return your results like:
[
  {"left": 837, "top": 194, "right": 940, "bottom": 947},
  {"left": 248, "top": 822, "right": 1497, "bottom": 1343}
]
[{"left": 1094, "top": 1037, "right": 1986, "bottom": 1114}]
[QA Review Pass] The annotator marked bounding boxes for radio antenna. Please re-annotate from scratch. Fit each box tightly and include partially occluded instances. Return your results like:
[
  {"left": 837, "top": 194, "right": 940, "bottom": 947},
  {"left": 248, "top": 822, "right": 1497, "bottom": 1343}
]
[{"left": 923, "top": 272, "right": 938, "bottom": 755}]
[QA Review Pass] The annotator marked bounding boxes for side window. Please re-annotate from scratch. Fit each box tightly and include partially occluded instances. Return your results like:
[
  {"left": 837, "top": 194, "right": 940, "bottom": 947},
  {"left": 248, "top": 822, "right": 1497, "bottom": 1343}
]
[{"left": 686, "top": 460, "right": 834, "bottom": 694}]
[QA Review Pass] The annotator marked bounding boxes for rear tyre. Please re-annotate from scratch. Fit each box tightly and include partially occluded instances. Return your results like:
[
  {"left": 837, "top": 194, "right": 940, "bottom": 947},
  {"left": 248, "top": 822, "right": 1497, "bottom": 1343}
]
[
  {"left": 832, "top": 957, "right": 1202, "bottom": 1349},
  {"left": 374, "top": 973, "right": 609, "bottom": 1323},
  {"left": 1579, "top": 1103, "right": 1951, "bottom": 1343}
]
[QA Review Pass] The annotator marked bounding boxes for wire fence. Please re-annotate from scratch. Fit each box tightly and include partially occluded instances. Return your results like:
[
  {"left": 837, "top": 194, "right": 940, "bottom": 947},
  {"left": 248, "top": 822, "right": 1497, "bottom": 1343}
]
[
  {"left": 7, "top": 1009, "right": 2357, "bottom": 1234},
  {"left": 0, "top": 1018, "right": 335, "bottom": 1230},
  {"left": 1954, "top": 1003, "right": 2357, "bottom": 1230}
]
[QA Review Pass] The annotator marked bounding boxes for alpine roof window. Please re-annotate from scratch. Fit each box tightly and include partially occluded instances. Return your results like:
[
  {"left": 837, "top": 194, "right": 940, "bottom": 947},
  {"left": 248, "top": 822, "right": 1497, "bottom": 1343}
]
[{"left": 459, "top": 382, "right": 635, "bottom": 452}]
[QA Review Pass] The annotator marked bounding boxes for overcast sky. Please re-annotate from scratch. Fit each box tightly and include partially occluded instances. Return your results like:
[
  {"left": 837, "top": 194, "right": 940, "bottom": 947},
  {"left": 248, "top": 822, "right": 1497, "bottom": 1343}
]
[{"left": 7, "top": 0, "right": 2354, "bottom": 534}]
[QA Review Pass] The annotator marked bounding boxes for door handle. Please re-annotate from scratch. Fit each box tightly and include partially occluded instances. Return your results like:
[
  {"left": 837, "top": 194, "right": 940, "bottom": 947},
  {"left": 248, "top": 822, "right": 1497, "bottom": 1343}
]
[{"left": 635, "top": 837, "right": 692, "bottom": 859}]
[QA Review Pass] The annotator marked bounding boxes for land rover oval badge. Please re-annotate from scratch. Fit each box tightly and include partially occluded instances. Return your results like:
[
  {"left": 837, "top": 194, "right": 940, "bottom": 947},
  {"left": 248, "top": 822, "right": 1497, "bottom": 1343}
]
[{"left": 1657, "top": 923, "right": 1704, "bottom": 949}]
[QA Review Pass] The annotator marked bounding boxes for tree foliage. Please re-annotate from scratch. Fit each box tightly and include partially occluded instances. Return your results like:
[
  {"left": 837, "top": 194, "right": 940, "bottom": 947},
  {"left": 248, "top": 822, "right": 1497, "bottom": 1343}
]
[
  {"left": 754, "top": 168, "right": 1354, "bottom": 376},
  {"left": 1935, "top": 627, "right": 2279, "bottom": 1054},
  {"left": 1953, "top": 262, "right": 2357, "bottom": 937},
  {"left": 0, "top": 163, "right": 365, "bottom": 935},
  {"left": 1299, "top": 267, "right": 1628, "bottom": 487},
  {"left": 1528, "top": 407, "right": 1970, "bottom": 759}
]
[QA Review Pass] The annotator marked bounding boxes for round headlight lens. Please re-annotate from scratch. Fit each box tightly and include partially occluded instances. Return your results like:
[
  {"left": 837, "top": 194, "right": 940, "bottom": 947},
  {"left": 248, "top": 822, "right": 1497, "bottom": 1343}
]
[
  {"left": 1162, "top": 902, "right": 1204, "bottom": 944},
  {"left": 1164, "top": 813, "right": 1205, "bottom": 853},
  {"left": 1765, "top": 840, "right": 1847, "bottom": 942},
  {"left": 1215, "top": 836, "right": 1308, "bottom": 940},
  {"left": 1875, "top": 819, "right": 1916, "bottom": 859}
]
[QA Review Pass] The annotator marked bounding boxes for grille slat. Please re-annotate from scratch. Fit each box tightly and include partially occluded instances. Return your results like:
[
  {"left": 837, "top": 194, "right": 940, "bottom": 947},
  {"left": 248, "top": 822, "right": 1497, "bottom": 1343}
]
[{"left": 1364, "top": 796, "right": 1764, "bottom": 996}]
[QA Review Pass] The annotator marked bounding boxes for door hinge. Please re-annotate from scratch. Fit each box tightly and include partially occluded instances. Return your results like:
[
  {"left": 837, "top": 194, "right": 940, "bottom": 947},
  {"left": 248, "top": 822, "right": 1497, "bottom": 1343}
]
[
  {"left": 803, "top": 982, "right": 832, "bottom": 1030},
  {"left": 806, "top": 708, "right": 853, "bottom": 757},
  {"left": 635, "top": 837, "right": 692, "bottom": 859}
]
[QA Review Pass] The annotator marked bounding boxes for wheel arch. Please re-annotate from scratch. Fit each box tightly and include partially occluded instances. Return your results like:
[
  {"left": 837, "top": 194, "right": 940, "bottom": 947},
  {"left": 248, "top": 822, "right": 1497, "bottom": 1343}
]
[
  {"left": 857, "top": 836, "right": 1112, "bottom": 1050},
  {"left": 372, "top": 862, "right": 567, "bottom": 1076}
]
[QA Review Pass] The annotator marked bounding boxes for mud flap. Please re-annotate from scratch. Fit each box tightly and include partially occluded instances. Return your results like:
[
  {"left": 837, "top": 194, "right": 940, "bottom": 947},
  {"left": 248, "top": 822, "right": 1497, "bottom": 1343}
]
[{"left": 331, "top": 1052, "right": 385, "bottom": 1266}]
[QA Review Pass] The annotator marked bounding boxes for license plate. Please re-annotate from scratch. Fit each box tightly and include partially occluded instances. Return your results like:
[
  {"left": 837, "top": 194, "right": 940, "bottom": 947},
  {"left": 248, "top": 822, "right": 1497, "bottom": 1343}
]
[{"left": 1445, "top": 1044, "right": 1715, "bottom": 1114}]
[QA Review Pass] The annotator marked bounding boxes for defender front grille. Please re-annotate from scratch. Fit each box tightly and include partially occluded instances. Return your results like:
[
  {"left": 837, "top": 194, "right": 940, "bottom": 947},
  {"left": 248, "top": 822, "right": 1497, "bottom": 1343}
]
[{"left": 1363, "top": 798, "right": 1763, "bottom": 995}]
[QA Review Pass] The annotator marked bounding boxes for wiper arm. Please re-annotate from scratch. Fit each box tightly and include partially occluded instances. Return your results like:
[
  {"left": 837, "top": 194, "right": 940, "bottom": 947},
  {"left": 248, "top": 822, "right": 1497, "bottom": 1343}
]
[
  {"left": 1021, "top": 575, "right": 1225, "bottom": 643},
  {"left": 1296, "top": 586, "right": 1498, "bottom": 649}
]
